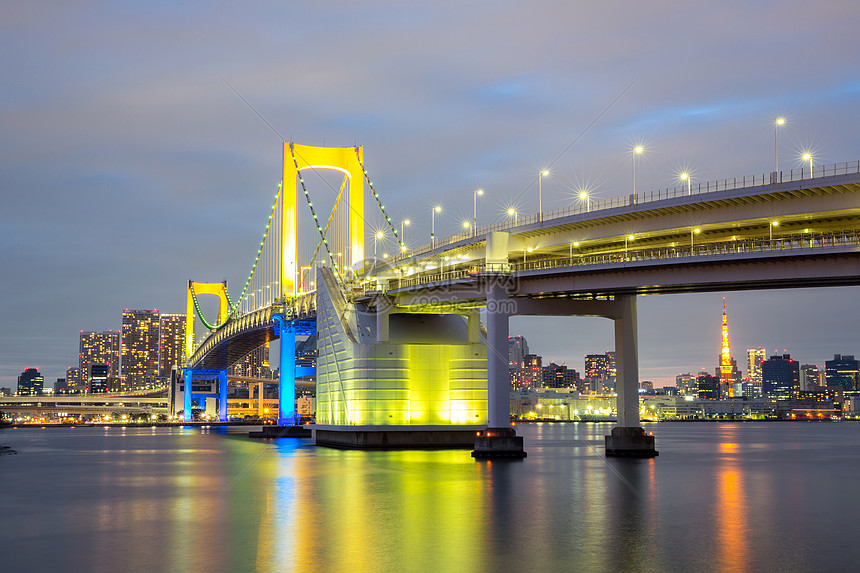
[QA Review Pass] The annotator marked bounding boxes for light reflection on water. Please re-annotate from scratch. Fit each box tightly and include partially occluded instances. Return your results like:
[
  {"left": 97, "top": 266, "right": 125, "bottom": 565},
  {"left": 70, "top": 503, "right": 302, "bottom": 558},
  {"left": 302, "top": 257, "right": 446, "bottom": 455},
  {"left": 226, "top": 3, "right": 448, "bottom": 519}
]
[{"left": 1, "top": 422, "right": 859, "bottom": 572}]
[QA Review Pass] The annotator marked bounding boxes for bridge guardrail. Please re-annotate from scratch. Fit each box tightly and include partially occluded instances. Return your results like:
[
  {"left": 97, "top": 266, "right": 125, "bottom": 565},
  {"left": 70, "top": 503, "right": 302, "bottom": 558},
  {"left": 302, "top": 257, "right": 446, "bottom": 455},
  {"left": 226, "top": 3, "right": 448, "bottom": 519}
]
[
  {"left": 398, "top": 160, "right": 860, "bottom": 261},
  {"left": 384, "top": 231, "right": 860, "bottom": 292}
]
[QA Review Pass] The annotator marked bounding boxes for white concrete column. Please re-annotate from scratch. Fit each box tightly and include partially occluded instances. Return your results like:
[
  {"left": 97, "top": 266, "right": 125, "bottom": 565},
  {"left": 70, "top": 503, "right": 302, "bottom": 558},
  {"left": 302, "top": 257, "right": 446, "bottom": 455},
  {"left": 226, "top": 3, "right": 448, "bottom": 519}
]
[
  {"left": 614, "top": 294, "right": 640, "bottom": 427},
  {"left": 467, "top": 310, "right": 481, "bottom": 343},
  {"left": 486, "top": 280, "right": 512, "bottom": 428},
  {"left": 376, "top": 302, "right": 391, "bottom": 343}
]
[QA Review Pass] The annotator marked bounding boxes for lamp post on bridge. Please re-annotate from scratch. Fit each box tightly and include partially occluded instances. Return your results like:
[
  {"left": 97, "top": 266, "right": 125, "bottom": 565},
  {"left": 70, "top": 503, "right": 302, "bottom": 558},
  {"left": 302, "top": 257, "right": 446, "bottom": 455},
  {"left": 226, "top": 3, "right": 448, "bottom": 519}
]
[
  {"left": 538, "top": 170, "right": 549, "bottom": 222},
  {"left": 374, "top": 231, "right": 384, "bottom": 262},
  {"left": 769, "top": 220, "right": 779, "bottom": 243},
  {"left": 680, "top": 172, "right": 691, "bottom": 196},
  {"left": 473, "top": 189, "right": 484, "bottom": 237},
  {"left": 431, "top": 206, "right": 441, "bottom": 248},
  {"left": 690, "top": 228, "right": 701, "bottom": 252},
  {"left": 401, "top": 220, "right": 410, "bottom": 252},
  {"left": 507, "top": 208, "right": 517, "bottom": 227},
  {"left": 774, "top": 117, "right": 785, "bottom": 179},
  {"left": 803, "top": 152, "right": 813, "bottom": 178},
  {"left": 632, "top": 145, "right": 644, "bottom": 196},
  {"left": 578, "top": 190, "right": 591, "bottom": 213}
]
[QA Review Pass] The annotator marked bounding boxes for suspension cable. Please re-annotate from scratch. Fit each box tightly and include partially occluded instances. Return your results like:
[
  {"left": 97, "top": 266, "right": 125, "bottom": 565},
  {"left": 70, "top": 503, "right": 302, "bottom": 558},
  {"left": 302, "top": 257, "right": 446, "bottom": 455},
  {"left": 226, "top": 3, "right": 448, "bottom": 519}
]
[{"left": 354, "top": 147, "right": 406, "bottom": 254}]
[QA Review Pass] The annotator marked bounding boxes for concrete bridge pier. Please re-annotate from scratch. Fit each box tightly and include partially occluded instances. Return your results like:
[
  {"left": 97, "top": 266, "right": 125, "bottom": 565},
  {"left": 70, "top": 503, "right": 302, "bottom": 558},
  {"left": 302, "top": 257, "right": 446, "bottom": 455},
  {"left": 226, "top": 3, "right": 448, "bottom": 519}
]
[
  {"left": 606, "top": 295, "right": 658, "bottom": 457},
  {"left": 472, "top": 277, "right": 526, "bottom": 459}
]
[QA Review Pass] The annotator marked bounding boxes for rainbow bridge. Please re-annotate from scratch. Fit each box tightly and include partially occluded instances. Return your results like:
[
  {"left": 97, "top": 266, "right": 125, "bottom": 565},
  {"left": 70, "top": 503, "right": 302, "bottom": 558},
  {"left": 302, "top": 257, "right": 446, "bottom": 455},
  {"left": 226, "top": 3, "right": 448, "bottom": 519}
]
[{"left": 184, "top": 143, "right": 860, "bottom": 456}]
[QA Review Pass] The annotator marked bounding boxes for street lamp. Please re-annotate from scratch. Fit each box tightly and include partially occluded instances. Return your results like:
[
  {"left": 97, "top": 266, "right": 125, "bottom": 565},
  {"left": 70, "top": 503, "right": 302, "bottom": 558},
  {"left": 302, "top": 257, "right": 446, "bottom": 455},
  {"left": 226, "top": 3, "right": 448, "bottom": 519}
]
[
  {"left": 374, "top": 231, "right": 383, "bottom": 261},
  {"left": 538, "top": 170, "right": 549, "bottom": 222},
  {"left": 624, "top": 235, "right": 634, "bottom": 257},
  {"left": 462, "top": 220, "right": 471, "bottom": 236},
  {"left": 507, "top": 208, "right": 518, "bottom": 227},
  {"left": 578, "top": 190, "right": 591, "bottom": 212},
  {"left": 401, "top": 219, "right": 410, "bottom": 250},
  {"left": 431, "top": 206, "right": 441, "bottom": 247},
  {"left": 802, "top": 152, "right": 813, "bottom": 178},
  {"left": 524, "top": 247, "right": 533, "bottom": 262},
  {"left": 691, "top": 228, "right": 701, "bottom": 250},
  {"left": 473, "top": 189, "right": 484, "bottom": 236},
  {"left": 774, "top": 117, "right": 785, "bottom": 178},
  {"left": 632, "top": 145, "right": 644, "bottom": 196},
  {"left": 680, "top": 172, "right": 691, "bottom": 196},
  {"left": 769, "top": 220, "right": 779, "bottom": 242}
]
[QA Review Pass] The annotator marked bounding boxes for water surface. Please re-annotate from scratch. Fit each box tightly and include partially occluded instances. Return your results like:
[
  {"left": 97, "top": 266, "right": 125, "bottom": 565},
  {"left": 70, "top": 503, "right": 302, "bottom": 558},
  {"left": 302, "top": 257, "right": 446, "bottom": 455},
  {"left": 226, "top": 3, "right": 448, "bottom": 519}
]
[{"left": 1, "top": 422, "right": 858, "bottom": 572}]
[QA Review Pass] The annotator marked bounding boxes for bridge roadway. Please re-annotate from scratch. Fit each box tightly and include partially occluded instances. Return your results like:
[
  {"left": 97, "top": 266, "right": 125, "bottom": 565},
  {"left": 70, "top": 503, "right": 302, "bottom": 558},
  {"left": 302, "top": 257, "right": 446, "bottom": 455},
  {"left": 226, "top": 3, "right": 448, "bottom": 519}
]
[
  {"left": 186, "top": 161, "right": 859, "bottom": 454},
  {"left": 189, "top": 162, "right": 860, "bottom": 371}
]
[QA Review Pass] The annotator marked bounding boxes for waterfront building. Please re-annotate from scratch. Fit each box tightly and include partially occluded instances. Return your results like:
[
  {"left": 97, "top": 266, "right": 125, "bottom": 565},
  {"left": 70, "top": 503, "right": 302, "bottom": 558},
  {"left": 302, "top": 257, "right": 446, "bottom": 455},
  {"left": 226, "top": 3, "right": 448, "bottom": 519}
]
[
  {"left": 17, "top": 368, "right": 44, "bottom": 396},
  {"left": 825, "top": 354, "right": 860, "bottom": 397},
  {"left": 584, "top": 351, "right": 616, "bottom": 392},
  {"left": 158, "top": 314, "right": 186, "bottom": 378},
  {"left": 762, "top": 353, "right": 800, "bottom": 401},
  {"left": 79, "top": 330, "right": 120, "bottom": 379},
  {"left": 521, "top": 354, "right": 543, "bottom": 388},
  {"left": 86, "top": 364, "right": 110, "bottom": 394},
  {"left": 121, "top": 309, "right": 160, "bottom": 390},
  {"left": 54, "top": 378, "right": 67, "bottom": 394}
]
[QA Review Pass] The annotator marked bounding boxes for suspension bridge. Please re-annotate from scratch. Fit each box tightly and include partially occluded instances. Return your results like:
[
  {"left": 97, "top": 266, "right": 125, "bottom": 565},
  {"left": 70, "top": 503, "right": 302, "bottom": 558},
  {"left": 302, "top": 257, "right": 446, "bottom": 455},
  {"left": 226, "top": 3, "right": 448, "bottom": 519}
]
[{"left": 183, "top": 143, "right": 860, "bottom": 456}]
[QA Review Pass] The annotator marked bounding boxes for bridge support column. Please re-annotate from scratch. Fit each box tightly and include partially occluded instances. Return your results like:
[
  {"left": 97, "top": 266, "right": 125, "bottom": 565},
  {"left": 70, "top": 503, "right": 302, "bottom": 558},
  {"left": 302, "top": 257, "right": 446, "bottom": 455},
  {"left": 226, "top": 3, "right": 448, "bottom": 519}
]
[
  {"left": 218, "top": 370, "right": 227, "bottom": 422},
  {"left": 473, "top": 278, "right": 526, "bottom": 459},
  {"left": 606, "top": 295, "right": 658, "bottom": 457},
  {"left": 275, "top": 316, "right": 297, "bottom": 426},
  {"left": 183, "top": 370, "right": 192, "bottom": 422}
]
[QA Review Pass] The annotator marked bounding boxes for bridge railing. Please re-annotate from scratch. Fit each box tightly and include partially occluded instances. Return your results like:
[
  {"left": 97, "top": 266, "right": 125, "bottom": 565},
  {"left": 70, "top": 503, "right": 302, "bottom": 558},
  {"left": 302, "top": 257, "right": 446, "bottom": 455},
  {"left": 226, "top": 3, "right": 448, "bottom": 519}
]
[
  {"left": 397, "top": 159, "right": 860, "bottom": 262},
  {"left": 385, "top": 231, "right": 860, "bottom": 292}
]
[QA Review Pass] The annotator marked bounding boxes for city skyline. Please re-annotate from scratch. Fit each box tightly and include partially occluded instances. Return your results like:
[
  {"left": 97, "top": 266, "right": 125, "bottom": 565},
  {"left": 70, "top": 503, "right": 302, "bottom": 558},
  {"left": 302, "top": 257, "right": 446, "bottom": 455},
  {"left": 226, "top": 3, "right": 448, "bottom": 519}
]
[{"left": 2, "top": 1, "right": 859, "bottom": 388}]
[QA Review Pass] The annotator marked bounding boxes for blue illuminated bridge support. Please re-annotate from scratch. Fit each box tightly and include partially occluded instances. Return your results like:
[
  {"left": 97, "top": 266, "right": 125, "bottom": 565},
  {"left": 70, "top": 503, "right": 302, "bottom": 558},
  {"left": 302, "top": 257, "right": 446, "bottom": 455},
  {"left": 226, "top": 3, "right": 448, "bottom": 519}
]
[
  {"left": 183, "top": 369, "right": 228, "bottom": 422},
  {"left": 273, "top": 314, "right": 316, "bottom": 426}
]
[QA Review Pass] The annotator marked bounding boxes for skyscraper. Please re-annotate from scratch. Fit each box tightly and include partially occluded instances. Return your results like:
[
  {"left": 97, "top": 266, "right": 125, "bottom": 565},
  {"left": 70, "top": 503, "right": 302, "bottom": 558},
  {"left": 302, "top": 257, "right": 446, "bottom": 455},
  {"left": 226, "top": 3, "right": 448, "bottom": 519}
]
[
  {"left": 79, "top": 330, "right": 120, "bottom": 378},
  {"left": 800, "top": 364, "right": 821, "bottom": 390},
  {"left": 747, "top": 348, "right": 766, "bottom": 386},
  {"left": 121, "top": 309, "right": 160, "bottom": 390},
  {"left": 676, "top": 373, "right": 696, "bottom": 396},
  {"left": 66, "top": 366, "right": 82, "bottom": 393},
  {"left": 17, "top": 368, "right": 44, "bottom": 396},
  {"left": 825, "top": 355, "right": 859, "bottom": 397},
  {"left": 508, "top": 336, "right": 529, "bottom": 369},
  {"left": 158, "top": 313, "right": 186, "bottom": 377},
  {"left": 762, "top": 353, "right": 800, "bottom": 401}
]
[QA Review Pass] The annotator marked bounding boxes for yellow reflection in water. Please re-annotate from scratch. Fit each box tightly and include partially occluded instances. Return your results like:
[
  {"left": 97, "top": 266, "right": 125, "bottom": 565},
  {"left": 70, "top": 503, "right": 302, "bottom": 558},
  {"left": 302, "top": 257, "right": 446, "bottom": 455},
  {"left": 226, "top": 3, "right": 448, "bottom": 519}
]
[{"left": 715, "top": 441, "right": 750, "bottom": 570}]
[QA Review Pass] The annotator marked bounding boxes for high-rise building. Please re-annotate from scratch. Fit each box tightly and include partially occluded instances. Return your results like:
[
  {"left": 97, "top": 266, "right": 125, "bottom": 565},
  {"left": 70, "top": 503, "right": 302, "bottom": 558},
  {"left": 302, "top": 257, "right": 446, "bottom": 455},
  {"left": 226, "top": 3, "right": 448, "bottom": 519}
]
[
  {"left": 543, "top": 363, "right": 580, "bottom": 389},
  {"left": 762, "top": 353, "right": 800, "bottom": 401},
  {"left": 696, "top": 373, "right": 720, "bottom": 400},
  {"left": 121, "top": 309, "right": 160, "bottom": 390},
  {"left": 17, "top": 368, "right": 44, "bottom": 396},
  {"left": 747, "top": 348, "right": 766, "bottom": 385},
  {"left": 79, "top": 330, "right": 120, "bottom": 378},
  {"left": 676, "top": 373, "right": 696, "bottom": 396},
  {"left": 521, "top": 354, "right": 543, "bottom": 388},
  {"left": 231, "top": 345, "right": 272, "bottom": 379},
  {"left": 158, "top": 313, "right": 186, "bottom": 377},
  {"left": 825, "top": 355, "right": 860, "bottom": 397},
  {"left": 66, "top": 366, "right": 82, "bottom": 393},
  {"left": 508, "top": 336, "right": 529, "bottom": 369},
  {"left": 800, "top": 364, "right": 821, "bottom": 390}
]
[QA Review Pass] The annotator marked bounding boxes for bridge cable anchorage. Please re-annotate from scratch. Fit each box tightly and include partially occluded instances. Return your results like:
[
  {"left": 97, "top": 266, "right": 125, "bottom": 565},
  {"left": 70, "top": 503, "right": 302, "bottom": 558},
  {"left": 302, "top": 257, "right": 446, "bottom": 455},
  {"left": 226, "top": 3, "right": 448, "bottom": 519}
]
[
  {"left": 309, "top": 176, "right": 347, "bottom": 271},
  {"left": 354, "top": 147, "right": 406, "bottom": 254},
  {"left": 190, "top": 183, "right": 283, "bottom": 334},
  {"left": 289, "top": 143, "right": 343, "bottom": 283}
]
